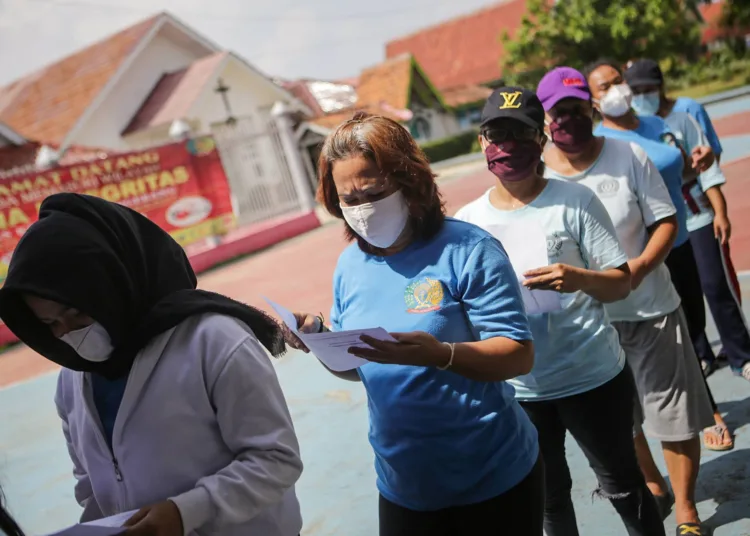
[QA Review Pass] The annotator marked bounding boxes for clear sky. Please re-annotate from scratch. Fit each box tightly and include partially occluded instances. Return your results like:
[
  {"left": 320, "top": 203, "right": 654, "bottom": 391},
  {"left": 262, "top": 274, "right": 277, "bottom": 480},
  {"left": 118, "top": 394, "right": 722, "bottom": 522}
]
[{"left": 0, "top": 0, "right": 503, "bottom": 85}]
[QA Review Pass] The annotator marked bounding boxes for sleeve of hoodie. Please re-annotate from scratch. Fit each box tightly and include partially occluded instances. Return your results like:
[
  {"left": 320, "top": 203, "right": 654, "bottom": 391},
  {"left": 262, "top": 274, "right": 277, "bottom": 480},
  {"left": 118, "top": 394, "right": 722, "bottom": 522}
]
[
  {"left": 169, "top": 334, "right": 303, "bottom": 534},
  {"left": 54, "top": 371, "right": 104, "bottom": 522}
]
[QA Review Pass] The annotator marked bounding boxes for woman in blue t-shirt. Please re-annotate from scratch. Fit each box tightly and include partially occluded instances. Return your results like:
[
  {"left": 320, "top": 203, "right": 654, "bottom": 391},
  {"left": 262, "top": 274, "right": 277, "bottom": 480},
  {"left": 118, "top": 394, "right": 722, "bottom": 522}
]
[
  {"left": 289, "top": 112, "right": 544, "bottom": 535},
  {"left": 455, "top": 87, "right": 664, "bottom": 536}
]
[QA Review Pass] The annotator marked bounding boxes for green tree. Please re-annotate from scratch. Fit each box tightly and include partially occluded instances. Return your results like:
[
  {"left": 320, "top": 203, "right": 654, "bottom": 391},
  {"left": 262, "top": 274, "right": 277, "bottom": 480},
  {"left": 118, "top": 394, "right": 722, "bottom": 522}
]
[{"left": 500, "top": 0, "right": 702, "bottom": 86}]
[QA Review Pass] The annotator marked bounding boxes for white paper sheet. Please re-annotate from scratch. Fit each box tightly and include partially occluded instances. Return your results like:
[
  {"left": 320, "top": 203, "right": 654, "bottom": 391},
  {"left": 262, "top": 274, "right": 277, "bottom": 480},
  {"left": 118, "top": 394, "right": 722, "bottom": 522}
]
[
  {"left": 83, "top": 511, "right": 138, "bottom": 528},
  {"left": 484, "top": 222, "right": 562, "bottom": 315},
  {"left": 264, "top": 297, "right": 397, "bottom": 371},
  {"left": 45, "top": 510, "right": 137, "bottom": 536}
]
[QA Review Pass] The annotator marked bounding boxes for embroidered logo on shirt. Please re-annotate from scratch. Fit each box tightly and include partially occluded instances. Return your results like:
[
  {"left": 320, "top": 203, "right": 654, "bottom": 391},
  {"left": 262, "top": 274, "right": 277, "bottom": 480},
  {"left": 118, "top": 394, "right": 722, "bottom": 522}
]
[
  {"left": 660, "top": 132, "right": 678, "bottom": 148},
  {"left": 596, "top": 178, "right": 620, "bottom": 197},
  {"left": 546, "top": 233, "right": 563, "bottom": 258},
  {"left": 404, "top": 277, "right": 444, "bottom": 313}
]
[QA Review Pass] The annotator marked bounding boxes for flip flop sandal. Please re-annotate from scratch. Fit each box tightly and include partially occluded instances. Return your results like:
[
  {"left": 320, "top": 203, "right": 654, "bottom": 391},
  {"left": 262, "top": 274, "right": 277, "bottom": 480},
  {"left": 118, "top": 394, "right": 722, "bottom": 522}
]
[
  {"left": 703, "top": 424, "right": 734, "bottom": 451},
  {"left": 676, "top": 522, "right": 712, "bottom": 535}
]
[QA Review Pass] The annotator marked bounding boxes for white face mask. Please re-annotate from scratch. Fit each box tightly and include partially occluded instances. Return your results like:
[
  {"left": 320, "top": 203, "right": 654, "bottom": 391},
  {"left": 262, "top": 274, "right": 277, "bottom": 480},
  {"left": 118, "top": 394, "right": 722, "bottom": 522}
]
[
  {"left": 631, "top": 91, "right": 660, "bottom": 116},
  {"left": 340, "top": 190, "right": 409, "bottom": 249},
  {"left": 59, "top": 322, "right": 114, "bottom": 362},
  {"left": 597, "top": 84, "right": 633, "bottom": 118}
]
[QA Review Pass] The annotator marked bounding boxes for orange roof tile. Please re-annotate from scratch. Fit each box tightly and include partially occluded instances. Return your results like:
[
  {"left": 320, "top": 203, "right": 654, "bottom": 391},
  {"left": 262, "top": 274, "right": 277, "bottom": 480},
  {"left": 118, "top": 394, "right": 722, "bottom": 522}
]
[
  {"left": 310, "top": 105, "right": 406, "bottom": 130},
  {"left": 310, "top": 54, "right": 430, "bottom": 130},
  {"left": 0, "top": 14, "right": 161, "bottom": 145},
  {"left": 123, "top": 52, "right": 227, "bottom": 135},
  {"left": 355, "top": 54, "right": 414, "bottom": 111},
  {"left": 385, "top": 0, "right": 528, "bottom": 90},
  {"left": 442, "top": 84, "right": 493, "bottom": 108}
]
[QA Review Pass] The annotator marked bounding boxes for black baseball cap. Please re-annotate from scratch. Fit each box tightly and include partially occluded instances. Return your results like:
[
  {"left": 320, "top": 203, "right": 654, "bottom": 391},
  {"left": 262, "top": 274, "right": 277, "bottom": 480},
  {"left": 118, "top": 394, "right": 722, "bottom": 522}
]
[
  {"left": 624, "top": 59, "right": 664, "bottom": 87},
  {"left": 481, "top": 87, "right": 545, "bottom": 130}
]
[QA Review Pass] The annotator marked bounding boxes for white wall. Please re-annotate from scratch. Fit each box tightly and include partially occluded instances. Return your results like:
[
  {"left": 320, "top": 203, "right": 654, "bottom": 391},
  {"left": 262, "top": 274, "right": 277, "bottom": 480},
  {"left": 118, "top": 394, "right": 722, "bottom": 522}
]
[
  {"left": 188, "top": 56, "right": 292, "bottom": 132},
  {"left": 120, "top": 55, "right": 294, "bottom": 150},
  {"left": 73, "top": 28, "right": 212, "bottom": 150}
]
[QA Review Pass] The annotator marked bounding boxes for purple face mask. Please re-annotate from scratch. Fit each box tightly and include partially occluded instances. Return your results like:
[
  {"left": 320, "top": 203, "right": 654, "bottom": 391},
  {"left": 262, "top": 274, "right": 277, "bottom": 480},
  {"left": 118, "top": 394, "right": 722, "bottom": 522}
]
[
  {"left": 485, "top": 139, "right": 543, "bottom": 182},
  {"left": 548, "top": 114, "right": 594, "bottom": 154}
]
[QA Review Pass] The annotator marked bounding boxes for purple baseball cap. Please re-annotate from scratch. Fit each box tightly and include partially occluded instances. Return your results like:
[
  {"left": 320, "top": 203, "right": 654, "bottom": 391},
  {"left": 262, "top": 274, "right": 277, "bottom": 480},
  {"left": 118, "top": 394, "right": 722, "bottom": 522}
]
[{"left": 536, "top": 67, "right": 591, "bottom": 111}]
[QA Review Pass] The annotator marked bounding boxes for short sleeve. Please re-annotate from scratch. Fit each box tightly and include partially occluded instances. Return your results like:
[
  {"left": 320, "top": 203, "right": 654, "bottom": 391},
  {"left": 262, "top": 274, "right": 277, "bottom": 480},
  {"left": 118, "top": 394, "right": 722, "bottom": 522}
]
[
  {"left": 330, "top": 269, "right": 343, "bottom": 332},
  {"left": 630, "top": 144, "right": 677, "bottom": 227},
  {"left": 693, "top": 103, "right": 723, "bottom": 156},
  {"left": 458, "top": 237, "right": 532, "bottom": 342},
  {"left": 681, "top": 114, "right": 727, "bottom": 192},
  {"left": 579, "top": 195, "right": 629, "bottom": 270}
]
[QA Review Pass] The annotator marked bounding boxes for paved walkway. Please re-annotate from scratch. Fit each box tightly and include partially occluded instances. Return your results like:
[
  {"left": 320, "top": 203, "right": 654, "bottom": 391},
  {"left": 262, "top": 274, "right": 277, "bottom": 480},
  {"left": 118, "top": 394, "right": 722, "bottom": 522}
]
[{"left": 3, "top": 98, "right": 750, "bottom": 535}]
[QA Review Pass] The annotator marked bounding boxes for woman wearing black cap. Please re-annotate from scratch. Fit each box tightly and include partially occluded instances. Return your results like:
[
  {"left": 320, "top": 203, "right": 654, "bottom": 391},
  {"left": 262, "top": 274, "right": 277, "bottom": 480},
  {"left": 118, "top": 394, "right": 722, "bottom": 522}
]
[
  {"left": 455, "top": 87, "right": 664, "bottom": 536},
  {"left": 0, "top": 194, "right": 303, "bottom": 536}
]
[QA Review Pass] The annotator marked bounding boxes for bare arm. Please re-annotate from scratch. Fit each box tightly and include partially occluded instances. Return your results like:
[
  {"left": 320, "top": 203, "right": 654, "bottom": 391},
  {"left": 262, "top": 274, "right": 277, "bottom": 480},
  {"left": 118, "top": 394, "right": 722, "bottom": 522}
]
[
  {"left": 630, "top": 216, "right": 678, "bottom": 288},
  {"left": 705, "top": 185, "right": 728, "bottom": 220},
  {"left": 705, "top": 185, "right": 731, "bottom": 245},
  {"left": 578, "top": 264, "right": 631, "bottom": 302},
  {"left": 447, "top": 338, "right": 534, "bottom": 382}
]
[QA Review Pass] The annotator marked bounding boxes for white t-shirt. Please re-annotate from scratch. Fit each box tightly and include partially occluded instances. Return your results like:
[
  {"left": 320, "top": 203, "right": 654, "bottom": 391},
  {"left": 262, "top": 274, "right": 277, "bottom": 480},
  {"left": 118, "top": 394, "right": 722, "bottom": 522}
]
[
  {"left": 545, "top": 137, "right": 681, "bottom": 322},
  {"left": 455, "top": 179, "right": 627, "bottom": 400}
]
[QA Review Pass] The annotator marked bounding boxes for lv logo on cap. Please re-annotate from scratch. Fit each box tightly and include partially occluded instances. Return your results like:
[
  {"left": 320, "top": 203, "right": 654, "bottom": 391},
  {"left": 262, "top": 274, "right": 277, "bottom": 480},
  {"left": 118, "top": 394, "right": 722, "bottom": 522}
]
[{"left": 498, "top": 91, "right": 523, "bottom": 110}]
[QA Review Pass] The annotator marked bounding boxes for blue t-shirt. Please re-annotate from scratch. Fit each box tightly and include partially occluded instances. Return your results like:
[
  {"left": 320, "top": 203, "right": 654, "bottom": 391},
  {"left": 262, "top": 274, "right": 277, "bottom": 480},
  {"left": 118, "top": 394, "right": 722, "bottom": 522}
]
[
  {"left": 457, "top": 181, "right": 628, "bottom": 400},
  {"left": 331, "top": 218, "right": 538, "bottom": 511},
  {"left": 595, "top": 117, "right": 689, "bottom": 248},
  {"left": 673, "top": 97, "right": 723, "bottom": 157},
  {"left": 91, "top": 373, "right": 127, "bottom": 449}
]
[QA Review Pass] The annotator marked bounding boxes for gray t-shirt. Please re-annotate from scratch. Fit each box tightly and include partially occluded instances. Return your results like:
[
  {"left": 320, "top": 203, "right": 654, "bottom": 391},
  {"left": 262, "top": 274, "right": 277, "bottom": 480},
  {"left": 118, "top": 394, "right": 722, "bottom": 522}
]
[{"left": 545, "top": 137, "right": 680, "bottom": 322}]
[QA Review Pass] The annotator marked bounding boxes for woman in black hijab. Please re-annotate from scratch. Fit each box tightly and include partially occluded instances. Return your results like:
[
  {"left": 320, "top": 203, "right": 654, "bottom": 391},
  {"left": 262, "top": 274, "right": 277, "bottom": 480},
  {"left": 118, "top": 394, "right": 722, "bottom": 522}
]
[{"left": 0, "top": 194, "right": 303, "bottom": 536}]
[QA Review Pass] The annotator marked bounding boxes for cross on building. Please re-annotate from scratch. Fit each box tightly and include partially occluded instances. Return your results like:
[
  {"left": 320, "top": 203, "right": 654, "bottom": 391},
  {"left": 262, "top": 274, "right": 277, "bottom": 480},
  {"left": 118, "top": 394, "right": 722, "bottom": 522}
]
[{"left": 214, "top": 78, "right": 236, "bottom": 125}]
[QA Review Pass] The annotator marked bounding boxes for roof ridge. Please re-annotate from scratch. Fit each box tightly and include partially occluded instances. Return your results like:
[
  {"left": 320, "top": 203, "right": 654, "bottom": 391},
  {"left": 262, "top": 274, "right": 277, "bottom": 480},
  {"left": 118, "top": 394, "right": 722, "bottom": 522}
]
[{"left": 0, "top": 12, "right": 163, "bottom": 93}]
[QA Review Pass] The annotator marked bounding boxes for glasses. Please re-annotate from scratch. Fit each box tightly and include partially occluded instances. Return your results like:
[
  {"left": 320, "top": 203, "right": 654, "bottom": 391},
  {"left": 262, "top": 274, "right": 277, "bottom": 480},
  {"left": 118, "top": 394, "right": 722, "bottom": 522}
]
[{"left": 481, "top": 126, "right": 539, "bottom": 144}]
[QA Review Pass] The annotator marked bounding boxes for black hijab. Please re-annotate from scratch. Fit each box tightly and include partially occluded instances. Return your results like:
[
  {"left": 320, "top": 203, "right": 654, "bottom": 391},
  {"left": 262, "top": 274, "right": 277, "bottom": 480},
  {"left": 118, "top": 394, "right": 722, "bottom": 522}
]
[{"left": 0, "top": 193, "right": 286, "bottom": 379}]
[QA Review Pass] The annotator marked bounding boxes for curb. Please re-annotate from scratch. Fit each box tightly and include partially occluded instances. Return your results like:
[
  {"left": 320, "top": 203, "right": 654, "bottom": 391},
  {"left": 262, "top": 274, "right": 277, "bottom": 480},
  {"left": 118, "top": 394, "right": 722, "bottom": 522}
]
[{"left": 698, "top": 85, "right": 750, "bottom": 106}]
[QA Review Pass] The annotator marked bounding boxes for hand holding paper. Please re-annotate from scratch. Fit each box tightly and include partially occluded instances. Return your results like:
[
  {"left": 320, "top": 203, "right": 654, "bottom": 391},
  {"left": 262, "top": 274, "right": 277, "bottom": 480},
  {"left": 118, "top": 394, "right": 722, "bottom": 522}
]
[
  {"left": 264, "top": 297, "right": 397, "bottom": 371},
  {"left": 483, "top": 221, "right": 562, "bottom": 315}
]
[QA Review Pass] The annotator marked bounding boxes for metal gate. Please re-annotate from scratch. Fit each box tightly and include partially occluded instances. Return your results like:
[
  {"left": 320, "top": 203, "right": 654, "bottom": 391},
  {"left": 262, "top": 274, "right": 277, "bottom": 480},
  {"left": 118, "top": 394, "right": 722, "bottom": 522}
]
[{"left": 212, "top": 116, "right": 302, "bottom": 226}]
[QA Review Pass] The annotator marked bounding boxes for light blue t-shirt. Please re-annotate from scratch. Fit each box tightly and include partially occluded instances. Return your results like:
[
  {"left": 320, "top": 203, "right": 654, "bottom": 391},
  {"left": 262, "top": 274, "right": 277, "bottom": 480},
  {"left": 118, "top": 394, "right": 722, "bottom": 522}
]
[
  {"left": 673, "top": 96, "right": 723, "bottom": 157},
  {"left": 331, "top": 218, "right": 538, "bottom": 511},
  {"left": 456, "top": 180, "right": 627, "bottom": 400},
  {"left": 595, "top": 116, "right": 689, "bottom": 247},
  {"left": 663, "top": 111, "right": 727, "bottom": 232}
]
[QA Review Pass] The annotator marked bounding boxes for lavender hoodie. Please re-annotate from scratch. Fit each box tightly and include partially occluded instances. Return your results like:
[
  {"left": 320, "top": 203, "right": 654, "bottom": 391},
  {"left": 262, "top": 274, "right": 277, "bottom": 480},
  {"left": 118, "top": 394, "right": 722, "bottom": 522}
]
[{"left": 54, "top": 314, "right": 303, "bottom": 536}]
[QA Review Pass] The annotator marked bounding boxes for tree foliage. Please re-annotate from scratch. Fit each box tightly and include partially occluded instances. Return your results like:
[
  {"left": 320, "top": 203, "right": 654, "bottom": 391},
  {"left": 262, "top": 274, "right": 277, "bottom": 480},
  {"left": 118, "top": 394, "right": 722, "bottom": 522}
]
[{"left": 501, "top": 0, "right": 703, "bottom": 86}]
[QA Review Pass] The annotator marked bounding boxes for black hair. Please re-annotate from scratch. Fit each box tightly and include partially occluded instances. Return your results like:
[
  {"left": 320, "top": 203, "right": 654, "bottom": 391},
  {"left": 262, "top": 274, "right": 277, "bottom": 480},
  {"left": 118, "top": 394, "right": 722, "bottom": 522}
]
[
  {"left": 1, "top": 488, "right": 25, "bottom": 536},
  {"left": 582, "top": 58, "right": 623, "bottom": 79}
]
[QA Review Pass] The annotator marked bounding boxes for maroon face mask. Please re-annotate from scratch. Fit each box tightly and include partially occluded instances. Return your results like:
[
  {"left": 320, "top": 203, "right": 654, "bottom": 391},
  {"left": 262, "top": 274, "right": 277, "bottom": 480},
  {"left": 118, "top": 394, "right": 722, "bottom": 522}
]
[
  {"left": 485, "top": 139, "right": 543, "bottom": 182},
  {"left": 548, "top": 114, "right": 594, "bottom": 154}
]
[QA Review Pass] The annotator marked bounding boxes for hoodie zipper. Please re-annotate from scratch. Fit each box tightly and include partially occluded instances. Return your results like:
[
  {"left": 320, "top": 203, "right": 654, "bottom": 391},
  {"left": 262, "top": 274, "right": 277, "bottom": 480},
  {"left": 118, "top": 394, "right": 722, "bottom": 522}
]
[
  {"left": 81, "top": 373, "right": 127, "bottom": 506},
  {"left": 113, "top": 457, "right": 123, "bottom": 481}
]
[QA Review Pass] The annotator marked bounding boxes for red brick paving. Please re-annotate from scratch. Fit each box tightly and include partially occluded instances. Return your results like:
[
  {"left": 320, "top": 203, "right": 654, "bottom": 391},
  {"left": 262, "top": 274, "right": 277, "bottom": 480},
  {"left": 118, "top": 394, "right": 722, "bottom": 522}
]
[
  {"left": 713, "top": 110, "right": 750, "bottom": 138},
  {"left": 3, "top": 156, "right": 750, "bottom": 389}
]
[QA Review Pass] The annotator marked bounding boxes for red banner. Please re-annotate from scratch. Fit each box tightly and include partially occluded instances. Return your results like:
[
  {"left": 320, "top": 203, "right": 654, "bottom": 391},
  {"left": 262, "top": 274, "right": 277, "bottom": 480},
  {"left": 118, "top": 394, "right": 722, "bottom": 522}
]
[{"left": 0, "top": 136, "right": 236, "bottom": 286}]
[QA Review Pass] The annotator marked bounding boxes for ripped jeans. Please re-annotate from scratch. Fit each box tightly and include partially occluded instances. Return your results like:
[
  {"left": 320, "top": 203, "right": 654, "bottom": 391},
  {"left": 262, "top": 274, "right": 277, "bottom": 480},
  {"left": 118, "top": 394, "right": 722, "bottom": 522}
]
[{"left": 520, "top": 368, "right": 665, "bottom": 536}]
